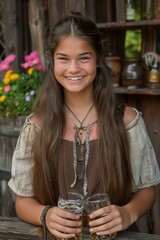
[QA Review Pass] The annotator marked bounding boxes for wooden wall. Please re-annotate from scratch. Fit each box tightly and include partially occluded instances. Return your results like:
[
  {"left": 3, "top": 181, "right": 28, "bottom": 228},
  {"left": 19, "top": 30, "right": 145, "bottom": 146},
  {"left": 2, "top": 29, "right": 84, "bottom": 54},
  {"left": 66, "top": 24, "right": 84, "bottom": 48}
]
[{"left": 0, "top": 116, "right": 25, "bottom": 216}]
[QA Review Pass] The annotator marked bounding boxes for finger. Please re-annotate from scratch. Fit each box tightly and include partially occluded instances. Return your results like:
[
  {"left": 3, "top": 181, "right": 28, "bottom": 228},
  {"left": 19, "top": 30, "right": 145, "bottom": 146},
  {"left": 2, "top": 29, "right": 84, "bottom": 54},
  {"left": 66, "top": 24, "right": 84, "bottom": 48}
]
[
  {"left": 89, "top": 206, "right": 111, "bottom": 219},
  {"left": 91, "top": 219, "right": 122, "bottom": 237},
  {"left": 51, "top": 221, "right": 82, "bottom": 234},
  {"left": 50, "top": 208, "right": 81, "bottom": 228},
  {"left": 89, "top": 211, "right": 113, "bottom": 228},
  {"left": 54, "top": 215, "right": 82, "bottom": 228},
  {"left": 96, "top": 224, "right": 119, "bottom": 237},
  {"left": 58, "top": 208, "right": 80, "bottom": 221}
]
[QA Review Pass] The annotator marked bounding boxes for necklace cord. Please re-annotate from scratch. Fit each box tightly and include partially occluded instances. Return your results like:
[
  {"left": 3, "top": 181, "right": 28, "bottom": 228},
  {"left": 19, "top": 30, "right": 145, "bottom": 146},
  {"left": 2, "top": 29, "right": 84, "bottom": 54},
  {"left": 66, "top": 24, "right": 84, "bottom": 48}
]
[
  {"left": 65, "top": 103, "right": 94, "bottom": 128},
  {"left": 65, "top": 103, "right": 94, "bottom": 195}
]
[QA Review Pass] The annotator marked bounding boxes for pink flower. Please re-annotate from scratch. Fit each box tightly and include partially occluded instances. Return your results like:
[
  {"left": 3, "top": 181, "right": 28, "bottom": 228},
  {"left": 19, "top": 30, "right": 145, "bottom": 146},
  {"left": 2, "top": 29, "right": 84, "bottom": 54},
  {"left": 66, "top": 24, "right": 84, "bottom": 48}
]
[
  {"left": 0, "top": 54, "right": 16, "bottom": 72},
  {"left": 4, "top": 85, "right": 11, "bottom": 92},
  {"left": 20, "top": 62, "right": 32, "bottom": 69},
  {"left": 21, "top": 51, "right": 45, "bottom": 71},
  {"left": 0, "top": 63, "right": 11, "bottom": 72},
  {"left": 35, "top": 64, "right": 46, "bottom": 72},
  {"left": 24, "top": 55, "right": 32, "bottom": 62},
  {"left": 30, "top": 51, "right": 39, "bottom": 58},
  {"left": 4, "top": 54, "right": 16, "bottom": 64},
  {"left": 21, "top": 51, "right": 40, "bottom": 68},
  {"left": 33, "top": 58, "right": 40, "bottom": 65}
]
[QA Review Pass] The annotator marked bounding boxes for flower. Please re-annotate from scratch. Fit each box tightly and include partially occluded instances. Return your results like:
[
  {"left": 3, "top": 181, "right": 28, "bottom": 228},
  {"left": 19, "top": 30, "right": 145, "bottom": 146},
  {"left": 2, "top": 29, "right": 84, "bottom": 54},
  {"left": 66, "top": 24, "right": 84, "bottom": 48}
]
[
  {"left": 0, "top": 95, "right": 6, "bottom": 102},
  {"left": 4, "top": 85, "right": 11, "bottom": 92},
  {"left": 0, "top": 54, "right": 16, "bottom": 71},
  {"left": 0, "top": 51, "right": 45, "bottom": 117}
]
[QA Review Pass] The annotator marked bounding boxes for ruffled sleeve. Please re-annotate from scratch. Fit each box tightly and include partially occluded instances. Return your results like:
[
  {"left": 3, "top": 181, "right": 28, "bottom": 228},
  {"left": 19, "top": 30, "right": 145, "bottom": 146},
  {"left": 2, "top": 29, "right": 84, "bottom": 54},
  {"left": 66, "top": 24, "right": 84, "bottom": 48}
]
[
  {"left": 126, "top": 109, "right": 160, "bottom": 191},
  {"left": 8, "top": 115, "right": 40, "bottom": 197}
]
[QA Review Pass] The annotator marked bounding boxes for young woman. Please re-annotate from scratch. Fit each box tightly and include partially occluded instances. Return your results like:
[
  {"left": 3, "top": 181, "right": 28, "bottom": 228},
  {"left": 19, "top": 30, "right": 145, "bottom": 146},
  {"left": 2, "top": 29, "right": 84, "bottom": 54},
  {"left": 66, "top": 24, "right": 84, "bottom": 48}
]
[{"left": 8, "top": 12, "right": 160, "bottom": 239}]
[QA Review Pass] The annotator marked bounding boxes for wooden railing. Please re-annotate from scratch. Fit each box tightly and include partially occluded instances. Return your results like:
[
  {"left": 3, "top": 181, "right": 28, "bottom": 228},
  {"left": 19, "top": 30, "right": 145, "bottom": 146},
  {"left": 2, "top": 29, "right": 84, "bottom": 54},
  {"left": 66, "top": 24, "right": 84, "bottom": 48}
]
[
  {"left": 0, "top": 217, "right": 39, "bottom": 240},
  {"left": 0, "top": 217, "right": 160, "bottom": 240}
]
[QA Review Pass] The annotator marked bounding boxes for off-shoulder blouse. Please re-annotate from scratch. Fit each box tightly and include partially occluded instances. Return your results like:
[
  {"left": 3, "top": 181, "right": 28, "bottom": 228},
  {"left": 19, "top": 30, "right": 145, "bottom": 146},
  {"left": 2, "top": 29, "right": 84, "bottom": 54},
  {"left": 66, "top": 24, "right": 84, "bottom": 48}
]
[{"left": 8, "top": 109, "right": 160, "bottom": 197}]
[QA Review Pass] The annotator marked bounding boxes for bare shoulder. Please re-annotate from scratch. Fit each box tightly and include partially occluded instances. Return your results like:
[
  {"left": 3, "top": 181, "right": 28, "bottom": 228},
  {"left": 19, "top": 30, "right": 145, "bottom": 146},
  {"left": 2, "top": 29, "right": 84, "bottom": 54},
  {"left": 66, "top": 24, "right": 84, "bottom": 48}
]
[
  {"left": 123, "top": 106, "right": 137, "bottom": 126},
  {"left": 30, "top": 113, "right": 42, "bottom": 128}
]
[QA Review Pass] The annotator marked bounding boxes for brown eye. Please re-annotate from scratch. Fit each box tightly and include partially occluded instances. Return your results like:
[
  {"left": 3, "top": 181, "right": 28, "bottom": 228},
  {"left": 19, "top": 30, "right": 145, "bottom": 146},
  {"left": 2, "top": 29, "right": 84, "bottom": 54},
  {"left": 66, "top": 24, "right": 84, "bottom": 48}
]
[
  {"left": 80, "top": 56, "right": 90, "bottom": 62},
  {"left": 57, "top": 57, "right": 68, "bottom": 62}
]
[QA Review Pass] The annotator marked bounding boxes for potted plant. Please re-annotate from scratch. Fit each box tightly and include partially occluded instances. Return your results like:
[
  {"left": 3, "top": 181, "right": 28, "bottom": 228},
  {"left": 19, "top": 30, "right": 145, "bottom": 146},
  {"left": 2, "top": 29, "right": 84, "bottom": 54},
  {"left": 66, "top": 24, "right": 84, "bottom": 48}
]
[
  {"left": 0, "top": 51, "right": 46, "bottom": 117},
  {"left": 0, "top": 51, "right": 46, "bottom": 182}
]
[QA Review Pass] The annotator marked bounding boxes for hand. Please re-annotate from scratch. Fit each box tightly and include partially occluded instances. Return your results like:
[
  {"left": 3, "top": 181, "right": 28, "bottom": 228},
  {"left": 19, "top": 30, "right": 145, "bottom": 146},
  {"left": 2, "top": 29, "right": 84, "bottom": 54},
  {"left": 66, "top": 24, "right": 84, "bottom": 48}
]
[
  {"left": 45, "top": 206, "right": 82, "bottom": 239},
  {"left": 88, "top": 204, "right": 133, "bottom": 236}
]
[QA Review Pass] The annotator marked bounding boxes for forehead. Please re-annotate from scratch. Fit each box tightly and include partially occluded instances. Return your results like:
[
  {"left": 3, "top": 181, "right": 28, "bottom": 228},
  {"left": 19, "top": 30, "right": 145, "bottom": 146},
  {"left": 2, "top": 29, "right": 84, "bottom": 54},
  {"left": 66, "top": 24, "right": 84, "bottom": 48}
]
[{"left": 55, "top": 36, "right": 95, "bottom": 54}]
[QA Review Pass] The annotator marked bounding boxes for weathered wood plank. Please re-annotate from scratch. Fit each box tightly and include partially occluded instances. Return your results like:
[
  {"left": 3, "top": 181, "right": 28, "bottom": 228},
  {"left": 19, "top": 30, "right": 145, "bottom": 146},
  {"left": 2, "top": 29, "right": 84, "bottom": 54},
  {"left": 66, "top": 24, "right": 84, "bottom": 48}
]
[
  {"left": 0, "top": 217, "right": 160, "bottom": 240},
  {"left": 28, "top": 0, "right": 46, "bottom": 66},
  {"left": 47, "top": 0, "right": 91, "bottom": 35},
  {"left": 0, "top": 217, "right": 39, "bottom": 240},
  {"left": 2, "top": 0, "right": 24, "bottom": 68},
  {"left": 0, "top": 116, "right": 25, "bottom": 171},
  {"left": 0, "top": 116, "right": 25, "bottom": 217}
]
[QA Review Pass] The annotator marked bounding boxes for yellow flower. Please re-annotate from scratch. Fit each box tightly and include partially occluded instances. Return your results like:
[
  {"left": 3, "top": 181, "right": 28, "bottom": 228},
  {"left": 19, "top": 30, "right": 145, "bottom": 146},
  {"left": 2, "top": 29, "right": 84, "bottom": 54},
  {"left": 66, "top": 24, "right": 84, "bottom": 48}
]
[
  {"left": 0, "top": 95, "right": 6, "bottom": 102},
  {"left": 28, "top": 67, "right": 34, "bottom": 75},
  {"left": 10, "top": 73, "right": 20, "bottom": 81},
  {"left": 0, "top": 87, "right": 3, "bottom": 91},
  {"left": 4, "top": 69, "right": 13, "bottom": 78},
  {"left": 3, "top": 76, "right": 10, "bottom": 85}
]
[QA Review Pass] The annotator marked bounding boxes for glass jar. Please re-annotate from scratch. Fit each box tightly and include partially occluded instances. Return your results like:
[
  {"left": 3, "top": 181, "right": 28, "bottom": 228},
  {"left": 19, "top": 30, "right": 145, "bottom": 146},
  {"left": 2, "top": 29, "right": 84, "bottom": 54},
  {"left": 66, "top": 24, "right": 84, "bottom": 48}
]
[
  {"left": 122, "top": 58, "right": 145, "bottom": 88},
  {"left": 126, "top": 0, "right": 135, "bottom": 21},
  {"left": 141, "top": 0, "right": 155, "bottom": 20}
]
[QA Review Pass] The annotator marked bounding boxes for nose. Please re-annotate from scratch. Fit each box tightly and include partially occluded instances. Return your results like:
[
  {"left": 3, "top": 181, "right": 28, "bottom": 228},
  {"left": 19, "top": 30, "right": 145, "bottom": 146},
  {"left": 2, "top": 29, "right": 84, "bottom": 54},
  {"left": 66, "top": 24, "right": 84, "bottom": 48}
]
[{"left": 68, "top": 60, "right": 80, "bottom": 73}]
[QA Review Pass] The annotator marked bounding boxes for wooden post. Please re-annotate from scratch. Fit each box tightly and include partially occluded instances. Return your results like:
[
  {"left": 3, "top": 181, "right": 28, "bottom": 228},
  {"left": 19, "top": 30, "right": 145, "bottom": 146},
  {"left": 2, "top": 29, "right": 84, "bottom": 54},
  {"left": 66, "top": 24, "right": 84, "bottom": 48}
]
[
  {"left": 28, "top": 0, "right": 46, "bottom": 66},
  {"left": 115, "top": 0, "right": 125, "bottom": 22},
  {"left": 2, "top": 0, "right": 24, "bottom": 69},
  {"left": 141, "top": 27, "right": 156, "bottom": 54}
]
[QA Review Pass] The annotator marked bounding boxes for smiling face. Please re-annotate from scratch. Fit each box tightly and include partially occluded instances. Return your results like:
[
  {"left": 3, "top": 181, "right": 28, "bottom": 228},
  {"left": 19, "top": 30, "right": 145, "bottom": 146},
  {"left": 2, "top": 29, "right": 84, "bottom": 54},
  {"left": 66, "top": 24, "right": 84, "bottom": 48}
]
[{"left": 53, "top": 36, "right": 97, "bottom": 95}]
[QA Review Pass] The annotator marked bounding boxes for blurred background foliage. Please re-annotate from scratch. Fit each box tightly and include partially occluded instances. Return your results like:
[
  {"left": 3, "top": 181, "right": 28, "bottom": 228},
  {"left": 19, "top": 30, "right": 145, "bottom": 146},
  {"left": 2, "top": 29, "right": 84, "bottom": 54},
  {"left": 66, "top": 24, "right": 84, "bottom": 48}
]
[{"left": 125, "top": 0, "right": 141, "bottom": 58}]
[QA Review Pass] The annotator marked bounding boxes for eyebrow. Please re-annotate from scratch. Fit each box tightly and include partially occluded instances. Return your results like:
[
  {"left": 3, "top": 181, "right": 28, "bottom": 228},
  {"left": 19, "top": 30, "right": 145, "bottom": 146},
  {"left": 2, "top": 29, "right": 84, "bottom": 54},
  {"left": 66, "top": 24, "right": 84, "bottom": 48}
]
[{"left": 55, "top": 52, "right": 93, "bottom": 56}]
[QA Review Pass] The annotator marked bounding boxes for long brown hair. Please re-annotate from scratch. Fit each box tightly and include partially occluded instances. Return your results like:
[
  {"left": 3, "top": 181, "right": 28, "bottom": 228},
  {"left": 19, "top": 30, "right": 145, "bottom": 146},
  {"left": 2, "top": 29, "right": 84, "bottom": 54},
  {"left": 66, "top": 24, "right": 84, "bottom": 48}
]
[{"left": 33, "top": 12, "right": 132, "bottom": 206}]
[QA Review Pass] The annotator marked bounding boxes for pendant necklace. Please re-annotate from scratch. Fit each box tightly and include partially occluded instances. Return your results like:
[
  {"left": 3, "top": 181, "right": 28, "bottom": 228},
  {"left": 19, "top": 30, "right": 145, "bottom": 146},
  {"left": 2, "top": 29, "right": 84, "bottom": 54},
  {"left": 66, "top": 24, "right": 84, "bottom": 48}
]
[
  {"left": 65, "top": 102, "right": 94, "bottom": 196},
  {"left": 65, "top": 103, "right": 94, "bottom": 134}
]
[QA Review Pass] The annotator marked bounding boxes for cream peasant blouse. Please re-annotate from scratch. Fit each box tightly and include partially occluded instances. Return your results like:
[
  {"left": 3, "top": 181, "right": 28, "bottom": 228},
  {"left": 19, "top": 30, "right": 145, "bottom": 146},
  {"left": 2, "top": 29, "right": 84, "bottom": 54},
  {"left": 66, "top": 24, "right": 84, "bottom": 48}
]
[{"left": 8, "top": 110, "right": 160, "bottom": 196}]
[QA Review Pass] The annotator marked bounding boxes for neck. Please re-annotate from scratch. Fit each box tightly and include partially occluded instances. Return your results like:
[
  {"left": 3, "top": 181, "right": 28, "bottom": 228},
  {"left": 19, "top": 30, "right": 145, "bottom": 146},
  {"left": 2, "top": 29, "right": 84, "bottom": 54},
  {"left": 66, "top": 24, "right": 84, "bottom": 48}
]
[
  {"left": 64, "top": 97, "right": 96, "bottom": 127},
  {"left": 64, "top": 88, "right": 96, "bottom": 126},
  {"left": 64, "top": 89, "right": 94, "bottom": 109},
  {"left": 65, "top": 102, "right": 94, "bottom": 128}
]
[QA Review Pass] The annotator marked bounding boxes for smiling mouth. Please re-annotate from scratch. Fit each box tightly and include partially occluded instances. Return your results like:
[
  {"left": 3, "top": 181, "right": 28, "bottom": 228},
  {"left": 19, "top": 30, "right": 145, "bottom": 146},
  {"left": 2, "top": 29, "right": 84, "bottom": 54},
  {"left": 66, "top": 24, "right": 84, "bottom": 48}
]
[{"left": 66, "top": 76, "right": 85, "bottom": 81}]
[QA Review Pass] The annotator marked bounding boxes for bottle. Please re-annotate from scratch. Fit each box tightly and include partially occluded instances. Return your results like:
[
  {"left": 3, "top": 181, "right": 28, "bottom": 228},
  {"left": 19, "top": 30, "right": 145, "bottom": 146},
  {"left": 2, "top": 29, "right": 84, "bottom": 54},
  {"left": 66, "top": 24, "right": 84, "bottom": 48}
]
[
  {"left": 126, "top": 0, "right": 135, "bottom": 21},
  {"left": 141, "top": 0, "right": 155, "bottom": 20},
  {"left": 148, "top": 62, "right": 159, "bottom": 87}
]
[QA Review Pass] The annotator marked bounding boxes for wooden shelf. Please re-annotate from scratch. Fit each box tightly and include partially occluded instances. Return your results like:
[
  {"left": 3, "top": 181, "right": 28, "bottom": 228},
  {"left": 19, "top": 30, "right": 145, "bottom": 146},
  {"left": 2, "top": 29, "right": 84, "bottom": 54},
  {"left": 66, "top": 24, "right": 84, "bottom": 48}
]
[
  {"left": 114, "top": 87, "right": 160, "bottom": 95},
  {"left": 97, "top": 19, "right": 160, "bottom": 30}
]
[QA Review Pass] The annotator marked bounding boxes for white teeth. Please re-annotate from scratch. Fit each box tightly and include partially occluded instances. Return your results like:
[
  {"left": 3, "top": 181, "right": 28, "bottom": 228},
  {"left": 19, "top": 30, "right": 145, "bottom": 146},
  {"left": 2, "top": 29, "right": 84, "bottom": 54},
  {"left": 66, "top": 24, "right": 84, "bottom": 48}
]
[{"left": 67, "top": 76, "right": 83, "bottom": 81}]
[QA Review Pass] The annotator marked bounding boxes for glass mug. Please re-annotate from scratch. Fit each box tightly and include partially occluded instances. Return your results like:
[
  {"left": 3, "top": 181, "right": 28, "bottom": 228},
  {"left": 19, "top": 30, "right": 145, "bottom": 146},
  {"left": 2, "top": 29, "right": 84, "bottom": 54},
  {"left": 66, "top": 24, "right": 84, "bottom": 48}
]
[
  {"left": 58, "top": 192, "right": 85, "bottom": 240},
  {"left": 86, "top": 193, "right": 117, "bottom": 240}
]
